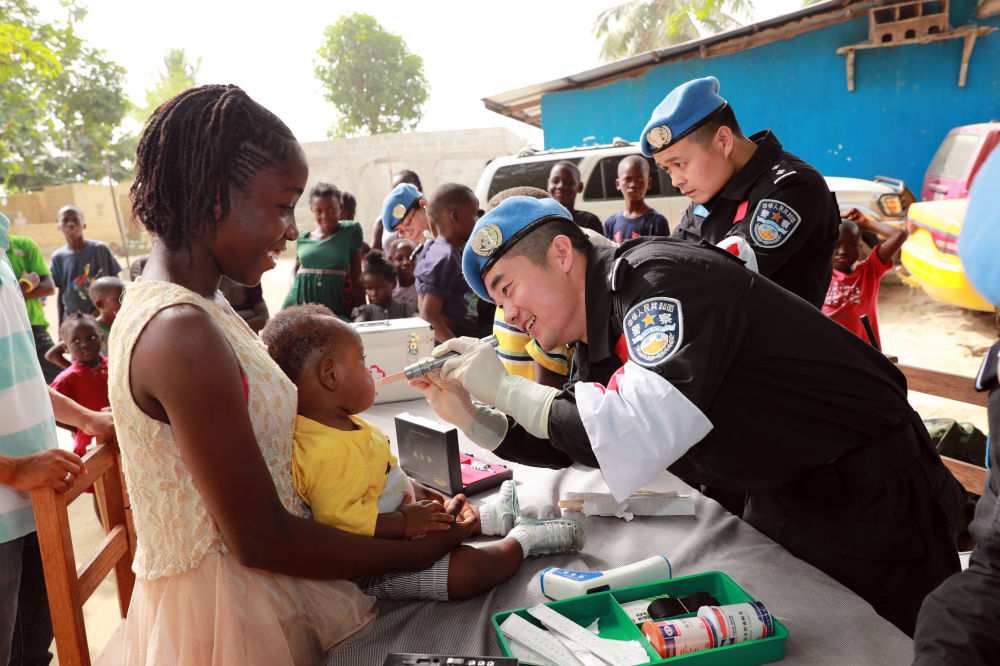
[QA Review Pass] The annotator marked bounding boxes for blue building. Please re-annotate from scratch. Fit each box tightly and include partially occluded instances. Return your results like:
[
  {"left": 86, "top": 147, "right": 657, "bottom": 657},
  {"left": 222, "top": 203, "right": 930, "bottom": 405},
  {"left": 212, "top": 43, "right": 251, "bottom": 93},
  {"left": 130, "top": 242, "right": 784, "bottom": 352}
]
[{"left": 483, "top": 0, "right": 1000, "bottom": 192}]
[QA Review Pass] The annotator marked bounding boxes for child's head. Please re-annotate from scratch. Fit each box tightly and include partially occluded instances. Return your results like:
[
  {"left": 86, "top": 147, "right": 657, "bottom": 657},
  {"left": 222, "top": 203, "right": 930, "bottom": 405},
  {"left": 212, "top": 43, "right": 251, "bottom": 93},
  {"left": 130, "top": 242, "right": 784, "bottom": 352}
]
[
  {"left": 88, "top": 276, "right": 125, "bottom": 324},
  {"left": 833, "top": 220, "right": 862, "bottom": 272},
  {"left": 427, "top": 183, "right": 480, "bottom": 248},
  {"left": 129, "top": 256, "right": 148, "bottom": 282},
  {"left": 309, "top": 182, "right": 342, "bottom": 235},
  {"left": 60, "top": 313, "right": 102, "bottom": 366},
  {"left": 339, "top": 191, "right": 356, "bottom": 221},
  {"left": 57, "top": 205, "right": 85, "bottom": 244},
  {"left": 361, "top": 250, "right": 396, "bottom": 308},
  {"left": 386, "top": 237, "right": 416, "bottom": 286},
  {"left": 262, "top": 304, "right": 375, "bottom": 414},
  {"left": 616, "top": 155, "right": 651, "bottom": 204},
  {"left": 130, "top": 84, "right": 305, "bottom": 287},
  {"left": 392, "top": 169, "right": 422, "bottom": 191},
  {"left": 548, "top": 161, "right": 582, "bottom": 210}
]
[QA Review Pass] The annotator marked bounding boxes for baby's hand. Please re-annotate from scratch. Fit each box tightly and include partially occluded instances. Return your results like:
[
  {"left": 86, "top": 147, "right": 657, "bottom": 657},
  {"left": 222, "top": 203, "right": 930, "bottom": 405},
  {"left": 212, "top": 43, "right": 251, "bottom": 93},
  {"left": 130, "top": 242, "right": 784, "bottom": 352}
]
[{"left": 400, "top": 500, "right": 454, "bottom": 539}]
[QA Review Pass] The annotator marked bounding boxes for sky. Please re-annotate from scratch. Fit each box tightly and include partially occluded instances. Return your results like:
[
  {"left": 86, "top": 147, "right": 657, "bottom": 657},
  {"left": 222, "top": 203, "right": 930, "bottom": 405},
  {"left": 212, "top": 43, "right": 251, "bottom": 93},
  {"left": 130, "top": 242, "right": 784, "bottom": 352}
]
[{"left": 35, "top": 0, "right": 806, "bottom": 147}]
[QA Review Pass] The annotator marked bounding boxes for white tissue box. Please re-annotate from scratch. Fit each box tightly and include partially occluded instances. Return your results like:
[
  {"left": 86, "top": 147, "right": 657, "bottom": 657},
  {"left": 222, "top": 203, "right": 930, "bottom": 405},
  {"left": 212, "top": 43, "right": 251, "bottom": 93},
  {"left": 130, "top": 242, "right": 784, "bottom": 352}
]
[{"left": 352, "top": 317, "right": 436, "bottom": 404}]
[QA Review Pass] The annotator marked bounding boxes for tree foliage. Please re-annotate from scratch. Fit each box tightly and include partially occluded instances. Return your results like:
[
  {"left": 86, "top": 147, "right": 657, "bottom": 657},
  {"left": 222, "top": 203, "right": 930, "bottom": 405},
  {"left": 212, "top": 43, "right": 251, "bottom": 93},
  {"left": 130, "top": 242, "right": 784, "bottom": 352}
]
[
  {"left": 595, "top": 0, "right": 753, "bottom": 61},
  {"left": 0, "top": 0, "right": 132, "bottom": 191},
  {"left": 315, "top": 13, "right": 428, "bottom": 137},
  {"left": 133, "top": 48, "right": 200, "bottom": 124}
]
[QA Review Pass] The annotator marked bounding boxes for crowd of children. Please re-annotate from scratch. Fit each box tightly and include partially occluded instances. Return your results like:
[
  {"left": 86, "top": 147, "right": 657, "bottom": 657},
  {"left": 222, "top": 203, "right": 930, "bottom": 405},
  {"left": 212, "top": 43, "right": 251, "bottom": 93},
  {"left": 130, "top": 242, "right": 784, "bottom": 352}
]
[{"left": 0, "top": 79, "right": 932, "bottom": 666}]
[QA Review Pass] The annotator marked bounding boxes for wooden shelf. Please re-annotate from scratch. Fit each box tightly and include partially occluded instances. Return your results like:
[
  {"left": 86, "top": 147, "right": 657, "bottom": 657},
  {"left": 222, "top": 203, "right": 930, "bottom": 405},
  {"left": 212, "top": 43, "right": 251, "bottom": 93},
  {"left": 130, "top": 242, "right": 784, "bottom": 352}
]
[{"left": 836, "top": 24, "right": 997, "bottom": 91}]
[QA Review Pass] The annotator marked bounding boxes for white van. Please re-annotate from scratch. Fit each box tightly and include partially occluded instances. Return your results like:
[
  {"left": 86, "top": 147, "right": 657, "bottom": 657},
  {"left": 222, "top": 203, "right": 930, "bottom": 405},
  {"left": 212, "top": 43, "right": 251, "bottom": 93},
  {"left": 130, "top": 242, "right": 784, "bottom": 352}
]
[{"left": 474, "top": 140, "right": 911, "bottom": 230}]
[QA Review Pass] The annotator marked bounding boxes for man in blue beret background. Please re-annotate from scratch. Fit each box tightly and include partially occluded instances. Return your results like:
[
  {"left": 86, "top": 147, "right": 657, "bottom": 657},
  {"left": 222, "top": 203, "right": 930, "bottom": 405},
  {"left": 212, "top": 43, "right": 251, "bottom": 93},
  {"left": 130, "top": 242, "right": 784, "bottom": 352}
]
[
  {"left": 642, "top": 76, "right": 840, "bottom": 308},
  {"left": 412, "top": 195, "right": 962, "bottom": 636},
  {"left": 913, "top": 152, "right": 1000, "bottom": 665}
]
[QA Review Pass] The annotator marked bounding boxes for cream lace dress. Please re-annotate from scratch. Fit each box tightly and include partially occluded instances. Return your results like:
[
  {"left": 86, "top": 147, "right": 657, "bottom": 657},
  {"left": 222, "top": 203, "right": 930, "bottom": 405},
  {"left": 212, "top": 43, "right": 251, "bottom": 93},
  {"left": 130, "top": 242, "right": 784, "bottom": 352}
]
[{"left": 108, "top": 280, "right": 375, "bottom": 665}]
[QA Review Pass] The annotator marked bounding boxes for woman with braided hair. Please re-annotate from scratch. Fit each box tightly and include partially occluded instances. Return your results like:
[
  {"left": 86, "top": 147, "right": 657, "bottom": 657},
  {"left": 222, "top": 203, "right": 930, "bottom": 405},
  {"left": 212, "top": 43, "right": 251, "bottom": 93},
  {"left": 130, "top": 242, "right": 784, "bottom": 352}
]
[{"left": 110, "top": 85, "right": 466, "bottom": 664}]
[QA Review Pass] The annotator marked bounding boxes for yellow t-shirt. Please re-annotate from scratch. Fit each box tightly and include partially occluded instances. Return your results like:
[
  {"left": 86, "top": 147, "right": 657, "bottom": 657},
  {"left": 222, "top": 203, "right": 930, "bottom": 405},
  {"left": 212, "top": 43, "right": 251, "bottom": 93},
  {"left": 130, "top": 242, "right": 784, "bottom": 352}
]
[
  {"left": 494, "top": 307, "right": 573, "bottom": 378},
  {"left": 291, "top": 414, "right": 396, "bottom": 536}
]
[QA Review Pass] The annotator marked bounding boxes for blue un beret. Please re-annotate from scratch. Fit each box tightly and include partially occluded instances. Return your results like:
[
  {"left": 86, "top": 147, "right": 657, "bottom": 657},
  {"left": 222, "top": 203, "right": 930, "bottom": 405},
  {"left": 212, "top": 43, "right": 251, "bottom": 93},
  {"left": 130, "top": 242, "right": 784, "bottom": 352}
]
[
  {"left": 640, "top": 76, "right": 727, "bottom": 157},
  {"left": 462, "top": 196, "right": 573, "bottom": 303},
  {"left": 959, "top": 149, "right": 1000, "bottom": 306},
  {"left": 381, "top": 183, "right": 424, "bottom": 232}
]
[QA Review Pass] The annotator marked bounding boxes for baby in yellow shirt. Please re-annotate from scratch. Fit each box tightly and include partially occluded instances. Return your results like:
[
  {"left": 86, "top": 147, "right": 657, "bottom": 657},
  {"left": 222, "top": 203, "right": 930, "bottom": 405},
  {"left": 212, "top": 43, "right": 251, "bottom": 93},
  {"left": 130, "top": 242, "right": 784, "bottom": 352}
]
[{"left": 261, "top": 304, "right": 584, "bottom": 601}]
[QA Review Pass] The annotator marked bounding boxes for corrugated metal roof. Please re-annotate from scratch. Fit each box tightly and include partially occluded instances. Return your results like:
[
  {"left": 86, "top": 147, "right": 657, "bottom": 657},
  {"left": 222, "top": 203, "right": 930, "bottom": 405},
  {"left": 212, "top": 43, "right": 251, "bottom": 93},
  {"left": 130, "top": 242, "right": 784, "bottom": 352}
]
[{"left": 483, "top": 0, "right": 875, "bottom": 127}]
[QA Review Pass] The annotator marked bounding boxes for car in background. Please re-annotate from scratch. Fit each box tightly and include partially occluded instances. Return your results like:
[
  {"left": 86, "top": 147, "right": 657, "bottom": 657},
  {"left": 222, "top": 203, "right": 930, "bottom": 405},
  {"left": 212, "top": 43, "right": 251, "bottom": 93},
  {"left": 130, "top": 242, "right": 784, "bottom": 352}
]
[
  {"left": 922, "top": 122, "right": 1000, "bottom": 201},
  {"left": 476, "top": 141, "right": 912, "bottom": 231},
  {"left": 900, "top": 198, "right": 994, "bottom": 313}
]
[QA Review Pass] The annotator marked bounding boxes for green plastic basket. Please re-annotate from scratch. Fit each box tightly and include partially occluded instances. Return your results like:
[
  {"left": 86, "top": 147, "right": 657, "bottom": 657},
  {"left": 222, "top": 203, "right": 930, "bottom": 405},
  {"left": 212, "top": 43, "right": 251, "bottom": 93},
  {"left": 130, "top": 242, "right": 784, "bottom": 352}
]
[{"left": 492, "top": 571, "right": 787, "bottom": 665}]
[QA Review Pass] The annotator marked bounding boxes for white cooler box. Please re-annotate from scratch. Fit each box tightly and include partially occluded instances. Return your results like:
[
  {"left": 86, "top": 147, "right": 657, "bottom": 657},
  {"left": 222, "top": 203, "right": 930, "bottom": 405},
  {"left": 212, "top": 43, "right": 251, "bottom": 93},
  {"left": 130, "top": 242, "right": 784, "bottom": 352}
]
[{"left": 353, "top": 317, "right": 436, "bottom": 404}]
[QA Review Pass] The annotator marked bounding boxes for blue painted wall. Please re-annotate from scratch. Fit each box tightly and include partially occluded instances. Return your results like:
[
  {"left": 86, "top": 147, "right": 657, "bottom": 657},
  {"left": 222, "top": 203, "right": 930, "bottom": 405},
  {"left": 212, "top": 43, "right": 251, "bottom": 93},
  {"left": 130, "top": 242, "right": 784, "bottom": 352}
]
[{"left": 540, "top": 0, "right": 1000, "bottom": 193}]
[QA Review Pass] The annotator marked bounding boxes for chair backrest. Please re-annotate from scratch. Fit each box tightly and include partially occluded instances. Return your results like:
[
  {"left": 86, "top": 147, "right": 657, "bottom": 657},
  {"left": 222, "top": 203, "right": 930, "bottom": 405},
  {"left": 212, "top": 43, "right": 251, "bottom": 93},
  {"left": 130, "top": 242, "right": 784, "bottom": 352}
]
[
  {"left": 30, "top": 443, "right": 135, "bottom": 666},
  {"left": 897, "top": 363, "right": 989, "bottom": 495}
]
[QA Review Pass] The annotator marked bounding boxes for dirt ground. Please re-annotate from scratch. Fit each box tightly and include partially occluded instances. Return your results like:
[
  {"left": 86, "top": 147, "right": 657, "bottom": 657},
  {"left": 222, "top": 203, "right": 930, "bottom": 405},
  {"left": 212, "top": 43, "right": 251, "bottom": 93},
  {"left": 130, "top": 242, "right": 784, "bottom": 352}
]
[{"left": 53, "top": 259, "right": 996, "bottom": 662}]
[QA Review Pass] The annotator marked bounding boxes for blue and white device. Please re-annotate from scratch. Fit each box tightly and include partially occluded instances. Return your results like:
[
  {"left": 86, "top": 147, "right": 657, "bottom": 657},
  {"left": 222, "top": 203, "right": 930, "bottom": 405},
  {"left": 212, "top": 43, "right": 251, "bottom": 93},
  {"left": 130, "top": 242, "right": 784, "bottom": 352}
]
[{"left": 539, "top": 555, "right": 672, "bottom": 600}]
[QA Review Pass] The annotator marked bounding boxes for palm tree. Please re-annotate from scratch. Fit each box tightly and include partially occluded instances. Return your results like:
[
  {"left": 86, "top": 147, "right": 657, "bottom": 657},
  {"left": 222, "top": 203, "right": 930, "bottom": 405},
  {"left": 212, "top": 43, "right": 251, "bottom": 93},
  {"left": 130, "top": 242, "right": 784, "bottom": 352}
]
[{"left": 594, "top": 0, "right": 754, "bottom": 61}]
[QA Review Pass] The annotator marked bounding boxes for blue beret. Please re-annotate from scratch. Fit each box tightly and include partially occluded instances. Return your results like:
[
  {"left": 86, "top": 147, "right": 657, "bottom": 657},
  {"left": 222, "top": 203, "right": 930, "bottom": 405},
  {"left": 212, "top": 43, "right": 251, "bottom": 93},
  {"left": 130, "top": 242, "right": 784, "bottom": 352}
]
[
  {"left": 462, "top": 196, "right": 573, "bottom": 303},
  {"left": 640, "top": 76, "right": 727, "bottom": 157},
  {"left": 959, "top": 149, "right": 1000, "bottom": 306},
  {"left": 381, "top": 183, "right": 424, "bottom": 231}
]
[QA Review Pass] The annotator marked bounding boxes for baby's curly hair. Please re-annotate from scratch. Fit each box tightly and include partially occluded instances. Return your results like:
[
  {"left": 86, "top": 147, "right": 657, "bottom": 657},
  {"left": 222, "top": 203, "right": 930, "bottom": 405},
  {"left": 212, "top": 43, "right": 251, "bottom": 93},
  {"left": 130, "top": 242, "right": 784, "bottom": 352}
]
[{"left": 261, "top": 304, "right": 344, "bottom": 383}]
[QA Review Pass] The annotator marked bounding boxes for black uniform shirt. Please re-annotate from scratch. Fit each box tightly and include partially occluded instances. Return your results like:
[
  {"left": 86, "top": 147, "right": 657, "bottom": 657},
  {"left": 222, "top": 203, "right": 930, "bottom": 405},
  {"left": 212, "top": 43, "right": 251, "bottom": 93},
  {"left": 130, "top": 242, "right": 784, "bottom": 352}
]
[
  {"left": 671, "top": 131, "right": 840, "bottom": 308},
  {"left": 493, "top": 238, "right": 942, "bottom": 560}
]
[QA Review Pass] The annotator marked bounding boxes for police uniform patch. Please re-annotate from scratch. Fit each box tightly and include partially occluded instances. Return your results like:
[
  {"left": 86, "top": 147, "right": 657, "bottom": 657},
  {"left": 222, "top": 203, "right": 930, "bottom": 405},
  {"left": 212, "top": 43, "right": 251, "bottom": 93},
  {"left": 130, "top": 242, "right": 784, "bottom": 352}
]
[
  {"left": 623, "top": 297, "right": 683, "bottom": 367},
  {"left": 749, "top": 199, "right": 801, "bottom": 249},
  {"left": 471, "top": 223, "right": 503, "bottom": 257}
]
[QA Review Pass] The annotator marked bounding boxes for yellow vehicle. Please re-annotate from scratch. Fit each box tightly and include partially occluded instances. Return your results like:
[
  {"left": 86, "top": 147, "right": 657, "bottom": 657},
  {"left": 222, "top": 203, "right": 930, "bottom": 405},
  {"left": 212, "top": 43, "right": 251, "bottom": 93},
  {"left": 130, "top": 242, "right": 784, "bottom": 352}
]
[{"left": 900, "top": 199, "right": 995, "bottom": 312}]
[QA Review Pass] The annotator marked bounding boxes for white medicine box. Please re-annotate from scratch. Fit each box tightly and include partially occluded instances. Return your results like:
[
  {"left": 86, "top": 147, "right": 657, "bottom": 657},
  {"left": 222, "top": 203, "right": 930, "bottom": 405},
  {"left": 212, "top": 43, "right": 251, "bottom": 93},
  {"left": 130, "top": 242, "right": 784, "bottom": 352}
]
[{"left": 352, "top": 317, "right": 436, "bottom": 404}]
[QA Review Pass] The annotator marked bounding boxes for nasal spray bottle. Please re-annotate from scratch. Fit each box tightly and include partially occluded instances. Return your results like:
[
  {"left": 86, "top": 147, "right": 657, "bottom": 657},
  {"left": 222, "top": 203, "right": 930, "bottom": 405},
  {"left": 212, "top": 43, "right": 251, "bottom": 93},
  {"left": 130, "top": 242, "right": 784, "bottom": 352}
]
[{"left": 539, "top": 555, "right": 672, "bottom": 600}]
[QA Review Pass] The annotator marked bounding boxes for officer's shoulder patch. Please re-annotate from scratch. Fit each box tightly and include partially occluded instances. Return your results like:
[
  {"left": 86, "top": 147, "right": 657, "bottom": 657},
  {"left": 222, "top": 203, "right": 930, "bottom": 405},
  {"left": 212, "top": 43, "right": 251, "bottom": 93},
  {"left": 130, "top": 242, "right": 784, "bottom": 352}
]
[
  {"left": 749, "top": 199, "right": 801, "bottom": 249},
  {"left": 623, "top": 297, "right": 683, "bottom": 367}
]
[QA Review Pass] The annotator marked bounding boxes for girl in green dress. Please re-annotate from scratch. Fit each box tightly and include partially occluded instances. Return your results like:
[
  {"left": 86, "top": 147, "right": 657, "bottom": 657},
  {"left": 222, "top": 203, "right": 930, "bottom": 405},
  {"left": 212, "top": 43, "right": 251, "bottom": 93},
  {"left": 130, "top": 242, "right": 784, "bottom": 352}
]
[{"left": 282, "top": 183, "right": 363, "bottom": 318}]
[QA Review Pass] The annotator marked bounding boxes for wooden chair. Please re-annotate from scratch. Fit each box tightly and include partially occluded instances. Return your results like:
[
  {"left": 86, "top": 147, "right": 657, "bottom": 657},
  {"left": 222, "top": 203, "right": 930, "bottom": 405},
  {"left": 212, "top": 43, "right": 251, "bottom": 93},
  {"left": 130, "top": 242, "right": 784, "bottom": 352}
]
[
  {"left": 31, "top": 443, "right": 135, "bottom": 666},
  {"left": 897, "top": 363, "right": 990, "bottom": 495}
]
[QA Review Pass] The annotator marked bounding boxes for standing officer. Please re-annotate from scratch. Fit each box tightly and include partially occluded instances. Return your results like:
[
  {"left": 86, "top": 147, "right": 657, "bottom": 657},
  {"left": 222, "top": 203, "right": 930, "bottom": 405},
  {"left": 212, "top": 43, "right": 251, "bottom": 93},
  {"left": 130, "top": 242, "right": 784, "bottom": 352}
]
[
  {"left": 913, "top": 152, "right": 1000, "bottom": 664},
  {"left": 642, "top": 77, "right": 840, "bottom": 307},
  {"left": 413, "top": 195, "right": 962, "bottom": 636}
]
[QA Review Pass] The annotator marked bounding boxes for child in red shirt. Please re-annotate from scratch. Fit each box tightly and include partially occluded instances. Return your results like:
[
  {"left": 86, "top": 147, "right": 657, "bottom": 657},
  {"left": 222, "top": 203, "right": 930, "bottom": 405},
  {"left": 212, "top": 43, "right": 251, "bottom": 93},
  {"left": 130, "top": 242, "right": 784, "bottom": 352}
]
[
  {"left": 822, "top": 209, "right": 908, "bottom": 348},
  {"left": 49, "top": 313, "right": 109, "bottom": 456}
]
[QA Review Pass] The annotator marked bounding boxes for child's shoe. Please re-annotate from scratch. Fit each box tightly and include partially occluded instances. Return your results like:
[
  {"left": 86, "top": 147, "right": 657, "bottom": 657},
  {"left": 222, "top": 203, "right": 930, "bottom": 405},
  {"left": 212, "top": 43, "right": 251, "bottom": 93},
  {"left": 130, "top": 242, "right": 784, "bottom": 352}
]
[
  {"left": 508, "top": 518, "right": 585, "bottom": 558},
  {"left": 479, "top": 479, "right": 519, "bottom": 536}
]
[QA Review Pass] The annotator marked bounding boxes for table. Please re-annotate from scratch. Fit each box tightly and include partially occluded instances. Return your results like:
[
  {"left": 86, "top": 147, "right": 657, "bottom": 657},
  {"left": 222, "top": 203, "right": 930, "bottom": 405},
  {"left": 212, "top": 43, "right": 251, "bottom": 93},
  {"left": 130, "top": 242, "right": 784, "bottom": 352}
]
[{"left": 327, "top": 400, "right": 913, "bottom": 664}]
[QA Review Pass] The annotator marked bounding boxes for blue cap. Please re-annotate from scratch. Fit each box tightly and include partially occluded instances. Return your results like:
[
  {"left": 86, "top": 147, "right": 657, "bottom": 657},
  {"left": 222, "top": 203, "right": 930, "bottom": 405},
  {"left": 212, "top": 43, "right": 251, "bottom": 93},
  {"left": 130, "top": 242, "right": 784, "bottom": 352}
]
[
  {"left": 959, "top": 150, "right": 1000, "bottom": 306},
  {"left": 462, "top": 196, "right": 573, "bottom": 303},
  {"left": 381, "top": 183, "right": 424, "bottom": 231},
  {"left": 639, "top": 76, "right": 727, "bottom": 157}
]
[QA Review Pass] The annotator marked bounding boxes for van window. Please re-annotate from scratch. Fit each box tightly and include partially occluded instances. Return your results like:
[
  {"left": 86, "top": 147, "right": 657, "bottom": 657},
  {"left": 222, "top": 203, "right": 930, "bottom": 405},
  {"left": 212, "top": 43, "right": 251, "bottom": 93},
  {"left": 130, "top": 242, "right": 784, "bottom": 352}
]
[
  {"left": 487, "top": 158, "right": 582, "bottom": 200},
  {"left": 927, "top": 133, "right": 983, "bottom": 180},
  {"left": 582, "top": 156, "right": 681, "bottom": 201}
]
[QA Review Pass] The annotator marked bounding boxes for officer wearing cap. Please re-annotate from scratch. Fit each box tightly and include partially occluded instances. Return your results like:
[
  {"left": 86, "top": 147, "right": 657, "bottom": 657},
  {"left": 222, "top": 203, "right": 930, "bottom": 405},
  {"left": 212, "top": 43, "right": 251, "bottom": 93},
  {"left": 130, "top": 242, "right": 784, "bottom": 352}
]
[
  {"left": 641, "top": 76, "right": 839, "bottom": 307},
  {"left": 913, "top": 152, "right": 1000, "bottom": 665},
  {"left": 413, "top": 195, "right": 963, "bottom": 635},
  {"left": 381, "top": 182, "right": 431, "bottom": 246}
]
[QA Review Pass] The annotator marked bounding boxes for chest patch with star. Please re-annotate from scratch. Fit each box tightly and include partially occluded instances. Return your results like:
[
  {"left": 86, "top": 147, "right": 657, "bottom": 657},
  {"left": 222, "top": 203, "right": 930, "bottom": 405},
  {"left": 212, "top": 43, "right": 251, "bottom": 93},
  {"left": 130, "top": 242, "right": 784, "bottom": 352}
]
[
  {"left": 749, "top": 199, "right": 801, "bottom": 249},
  {"left": 623, "top": 297, "right": 683, "bottom": 367}
]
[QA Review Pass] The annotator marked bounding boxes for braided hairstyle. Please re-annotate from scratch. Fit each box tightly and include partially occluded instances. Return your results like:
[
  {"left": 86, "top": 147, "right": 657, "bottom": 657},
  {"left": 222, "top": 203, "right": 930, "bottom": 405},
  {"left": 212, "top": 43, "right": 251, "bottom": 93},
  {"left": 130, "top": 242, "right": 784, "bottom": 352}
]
[
  {"left": 362, "top": 249, "right": 397, "bottom": 284},
  {"left": 131, "top": 84, "right": 297, "bottom": 251}
]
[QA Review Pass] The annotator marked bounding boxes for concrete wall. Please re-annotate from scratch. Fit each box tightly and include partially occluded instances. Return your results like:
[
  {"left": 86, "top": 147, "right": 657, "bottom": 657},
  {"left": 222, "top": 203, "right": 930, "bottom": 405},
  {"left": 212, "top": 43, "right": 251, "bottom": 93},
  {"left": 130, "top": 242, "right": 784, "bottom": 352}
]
[
  {"left": 539, "top": 0, "right": 1000, "bottom": 194},
  {"left": 1, "top": 183, "right": 136, "bottom": 254},
  {"left": 298, "top": 127, "right": 527, "bottom": 241}
]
